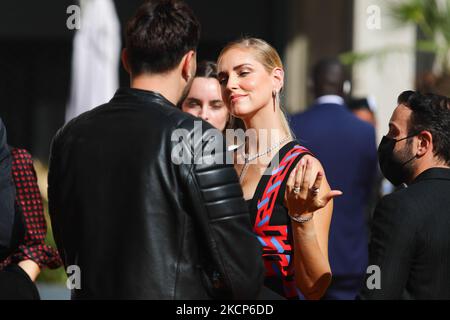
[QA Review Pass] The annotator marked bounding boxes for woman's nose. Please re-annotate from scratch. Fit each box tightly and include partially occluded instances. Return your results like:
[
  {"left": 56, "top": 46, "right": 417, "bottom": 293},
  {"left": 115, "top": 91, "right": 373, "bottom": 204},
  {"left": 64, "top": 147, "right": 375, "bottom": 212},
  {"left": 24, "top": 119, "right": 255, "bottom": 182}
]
[
  {"left": 200, "top": 106, "right": 209, "bottom": 121},
  {"left": 226, "top": 74, "right": 239, "bottom": 91}
]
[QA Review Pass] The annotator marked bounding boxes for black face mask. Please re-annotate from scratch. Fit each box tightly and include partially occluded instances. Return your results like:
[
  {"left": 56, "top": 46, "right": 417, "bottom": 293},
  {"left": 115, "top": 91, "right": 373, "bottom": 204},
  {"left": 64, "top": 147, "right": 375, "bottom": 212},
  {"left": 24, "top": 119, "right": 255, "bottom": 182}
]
[{"left": 378, "top": 134, "right": 417, "bottom": 186}]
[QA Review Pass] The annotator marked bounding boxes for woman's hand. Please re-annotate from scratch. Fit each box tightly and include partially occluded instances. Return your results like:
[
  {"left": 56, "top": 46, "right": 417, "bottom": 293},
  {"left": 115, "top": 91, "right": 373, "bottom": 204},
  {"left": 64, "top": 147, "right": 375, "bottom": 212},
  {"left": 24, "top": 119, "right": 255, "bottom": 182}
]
[{"left": 285, "top": 157, "right": 342, "bottom": 217}]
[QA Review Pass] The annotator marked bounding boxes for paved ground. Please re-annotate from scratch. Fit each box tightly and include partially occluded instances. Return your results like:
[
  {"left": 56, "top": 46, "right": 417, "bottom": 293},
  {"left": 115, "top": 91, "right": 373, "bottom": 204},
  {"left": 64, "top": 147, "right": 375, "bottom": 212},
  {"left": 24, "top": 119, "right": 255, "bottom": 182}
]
[{"left": 36, "top": 283, "right": 70, "bottom": 300}]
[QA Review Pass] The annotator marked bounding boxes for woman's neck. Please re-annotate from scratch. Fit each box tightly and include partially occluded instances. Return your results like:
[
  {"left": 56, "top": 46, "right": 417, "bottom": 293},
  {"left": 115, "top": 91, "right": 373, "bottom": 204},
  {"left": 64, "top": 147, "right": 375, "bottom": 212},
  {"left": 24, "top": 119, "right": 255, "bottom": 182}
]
[{"left": 243, "top": 104, "right": 291, "bottom": 155}]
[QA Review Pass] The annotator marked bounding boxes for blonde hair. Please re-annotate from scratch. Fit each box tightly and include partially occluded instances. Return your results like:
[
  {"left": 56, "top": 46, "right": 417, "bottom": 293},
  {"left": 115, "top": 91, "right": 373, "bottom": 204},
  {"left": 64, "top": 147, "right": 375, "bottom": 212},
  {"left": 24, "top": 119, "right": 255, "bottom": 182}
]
[{"left": 218, "top": 38, "right": 294, "bottom": 138}]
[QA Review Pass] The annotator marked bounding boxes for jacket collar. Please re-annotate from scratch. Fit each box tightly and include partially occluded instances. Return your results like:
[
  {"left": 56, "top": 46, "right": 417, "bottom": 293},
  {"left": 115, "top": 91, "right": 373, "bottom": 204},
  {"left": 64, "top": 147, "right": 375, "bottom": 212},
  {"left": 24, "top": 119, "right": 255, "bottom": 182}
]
[
  {"left": 411, "top": 167, "right": 450, "bottom": 185},
  {"left": 315, "top": 95, "right": 345, "bottom": 106},
  {"left": 111, "top": 87, "right": 175, "bottom": 107}
]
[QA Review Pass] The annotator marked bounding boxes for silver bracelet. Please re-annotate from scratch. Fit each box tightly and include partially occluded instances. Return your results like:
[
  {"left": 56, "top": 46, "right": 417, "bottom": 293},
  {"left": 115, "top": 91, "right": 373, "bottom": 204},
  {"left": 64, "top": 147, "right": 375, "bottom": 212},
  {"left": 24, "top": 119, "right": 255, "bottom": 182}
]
[{"left": 289, "top": 213, "right": 314, "bottom": 224}]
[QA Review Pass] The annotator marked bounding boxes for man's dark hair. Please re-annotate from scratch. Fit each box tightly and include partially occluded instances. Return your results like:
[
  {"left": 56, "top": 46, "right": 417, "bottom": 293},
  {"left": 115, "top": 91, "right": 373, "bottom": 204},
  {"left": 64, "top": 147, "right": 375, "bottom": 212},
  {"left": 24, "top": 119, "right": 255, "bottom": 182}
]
[
  {"left": 348, "top": 98, "right": 374, "bottom": 114},
  {"left": 312, "top": 58, "right": 346, "bottom": 98},
  {"left": 125, "top": 0, "right": 200, "bottom": 75},
  {"left": 398, "top": 90, "right": 450, "bottom": 165}
]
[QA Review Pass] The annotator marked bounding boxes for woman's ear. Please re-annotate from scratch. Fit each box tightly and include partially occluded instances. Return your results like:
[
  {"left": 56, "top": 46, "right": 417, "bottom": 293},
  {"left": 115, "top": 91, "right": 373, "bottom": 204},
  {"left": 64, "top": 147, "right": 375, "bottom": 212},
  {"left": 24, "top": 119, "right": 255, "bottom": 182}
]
[{"left": 272, "top": 67, "right": 285, "bottom": 93}]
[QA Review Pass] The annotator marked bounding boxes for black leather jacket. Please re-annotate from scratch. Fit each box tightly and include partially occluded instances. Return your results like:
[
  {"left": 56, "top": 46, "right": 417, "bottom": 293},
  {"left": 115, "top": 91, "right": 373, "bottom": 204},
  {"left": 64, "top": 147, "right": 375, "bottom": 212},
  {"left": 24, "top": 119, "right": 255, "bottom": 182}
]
[{"left": 48, "top": 88, "right": 264, "bottom": 299}]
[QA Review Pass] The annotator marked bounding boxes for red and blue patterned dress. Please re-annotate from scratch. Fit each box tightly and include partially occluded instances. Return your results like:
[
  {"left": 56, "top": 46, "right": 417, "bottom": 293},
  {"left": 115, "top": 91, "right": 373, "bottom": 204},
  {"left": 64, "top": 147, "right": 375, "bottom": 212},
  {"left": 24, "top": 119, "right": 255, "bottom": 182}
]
[{"left": 246, "top": 141, "right": 312, "bottom": 299}]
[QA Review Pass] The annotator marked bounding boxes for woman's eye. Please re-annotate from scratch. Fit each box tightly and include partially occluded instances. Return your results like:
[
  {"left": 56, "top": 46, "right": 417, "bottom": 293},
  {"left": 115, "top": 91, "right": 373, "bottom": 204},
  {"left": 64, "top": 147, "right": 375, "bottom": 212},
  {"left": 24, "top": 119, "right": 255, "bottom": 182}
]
[
  {"left": 239, "top": 71, "right": 250, "bottom": 77},
  {"left": 187, "top": 101, "right": 200, "bottom": 108},
  {"left": 218, "top": 78, "right": 227, "bottom": 85},
  {"left": 212, "top": 104, "right": 225, "bottom": 110}
]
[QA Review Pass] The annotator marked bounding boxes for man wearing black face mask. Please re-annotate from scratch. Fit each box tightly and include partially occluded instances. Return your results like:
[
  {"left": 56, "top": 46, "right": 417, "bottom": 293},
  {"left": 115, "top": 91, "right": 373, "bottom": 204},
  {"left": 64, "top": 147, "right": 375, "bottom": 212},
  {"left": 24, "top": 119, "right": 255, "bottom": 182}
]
[
  {"left": 360, "top": 91, "right": 450, "bottom": 300},
  {"left": 378, "top": 133, "right": 418, "bottom": 187}
]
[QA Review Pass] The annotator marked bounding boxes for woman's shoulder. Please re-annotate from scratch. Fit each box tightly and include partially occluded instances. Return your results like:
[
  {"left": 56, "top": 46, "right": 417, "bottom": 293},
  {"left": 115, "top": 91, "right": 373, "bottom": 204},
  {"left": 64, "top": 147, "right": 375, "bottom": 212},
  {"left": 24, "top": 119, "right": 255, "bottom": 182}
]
[
  {"left": 11, "top": 147, "right": 32, "bottom": 159},
  {"left": 288, "top": 142, "right": 325, "bottom": 174},
  {"left": 288, "top": 142, "right": 316, "bottom": 161},
  {"left": 10, "top": 148, "right": 33, "bottom": 167}
]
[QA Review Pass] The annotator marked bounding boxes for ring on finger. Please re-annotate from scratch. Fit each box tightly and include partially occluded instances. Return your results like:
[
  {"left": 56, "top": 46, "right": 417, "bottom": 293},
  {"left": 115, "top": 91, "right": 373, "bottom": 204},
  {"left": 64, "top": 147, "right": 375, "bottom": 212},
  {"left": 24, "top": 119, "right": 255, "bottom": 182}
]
[
  {"left": 310, "top": 187, "right": 320, "bottom": 195},
  {"left": 293, "top": 187, "right": 301, "bottom": 194}
]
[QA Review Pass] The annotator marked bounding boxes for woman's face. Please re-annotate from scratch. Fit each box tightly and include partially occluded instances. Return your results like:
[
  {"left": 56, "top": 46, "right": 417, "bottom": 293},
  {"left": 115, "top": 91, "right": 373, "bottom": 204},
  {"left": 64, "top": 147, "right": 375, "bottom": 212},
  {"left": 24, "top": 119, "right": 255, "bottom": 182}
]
[
  {"left": 181, "top": 77, "right": 229, "bottom": 131},
  {"left": 218, "top": 48, "right": 275, "bottom": 119}
]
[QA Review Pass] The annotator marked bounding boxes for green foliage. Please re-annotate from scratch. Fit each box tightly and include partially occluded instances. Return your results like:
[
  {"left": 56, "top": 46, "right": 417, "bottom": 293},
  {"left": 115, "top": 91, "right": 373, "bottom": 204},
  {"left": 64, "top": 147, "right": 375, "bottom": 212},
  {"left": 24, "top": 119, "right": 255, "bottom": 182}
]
[
  {"left": 343, "top": 0, "right": 450, "bottom": 75},
  {"left": 339, "top": 45, "right": 412, "bottom": 66},
  {"left": 390, "top": 0, "right": 450, "bottom": 41},
  {"left": 391, "top": 0, "right": 450, "bottom": 74}
]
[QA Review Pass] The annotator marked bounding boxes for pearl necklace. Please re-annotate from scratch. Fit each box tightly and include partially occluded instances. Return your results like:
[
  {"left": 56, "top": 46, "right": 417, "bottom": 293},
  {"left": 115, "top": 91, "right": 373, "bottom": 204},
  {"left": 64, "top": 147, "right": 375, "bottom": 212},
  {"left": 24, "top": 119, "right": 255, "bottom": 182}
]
[{"left": 239, "top": 135, "right": 291, "bottom": 182}]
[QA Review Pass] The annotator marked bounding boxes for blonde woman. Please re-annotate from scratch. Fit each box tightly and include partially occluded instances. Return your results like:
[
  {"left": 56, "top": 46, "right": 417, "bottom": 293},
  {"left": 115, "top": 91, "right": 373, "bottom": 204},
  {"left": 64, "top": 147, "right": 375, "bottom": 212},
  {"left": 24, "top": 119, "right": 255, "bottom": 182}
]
[{"left": 217, "top": 38, "right": 342, "bottom": 300}]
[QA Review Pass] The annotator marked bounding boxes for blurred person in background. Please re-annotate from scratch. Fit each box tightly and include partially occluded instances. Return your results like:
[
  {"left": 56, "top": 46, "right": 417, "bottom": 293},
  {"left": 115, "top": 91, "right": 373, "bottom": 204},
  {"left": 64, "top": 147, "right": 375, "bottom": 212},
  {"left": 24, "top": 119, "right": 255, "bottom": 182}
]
[
  {"left": 348, "top": 97, "right": 384, "bottom": 237},
  {"left": 0, "top": 117, "right": 28, "bottom": 299},
  {"left": 290, "top": 58, "right": 378, "bottom": 300},
  {"left": 218, "top": 38, "right": 341, "bottom": 300},
  {"left": 0, "top": 147, "right": 62, "bottom": 300},
  {"left": 360, "top": 91, "right": 450, "bottom": 300},
  {"left": 348, "top": 97, "right": 377, "bottom": 128}
]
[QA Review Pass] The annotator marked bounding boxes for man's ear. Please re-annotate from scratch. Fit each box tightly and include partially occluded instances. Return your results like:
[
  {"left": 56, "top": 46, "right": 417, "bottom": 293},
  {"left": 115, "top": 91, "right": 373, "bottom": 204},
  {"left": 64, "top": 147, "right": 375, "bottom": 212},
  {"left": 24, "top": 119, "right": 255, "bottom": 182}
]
[
  {"left": 121, "top": 48, "right": 131, "bottom": 74},
  {"left": 272, "top": 67, "right": 284, "bottom": 93},
  {"left": 181, "top": 50, "right": 196, "bottom": 82},
  {"left": 417, "top": 131, "right": 433, "bottom": 157}
]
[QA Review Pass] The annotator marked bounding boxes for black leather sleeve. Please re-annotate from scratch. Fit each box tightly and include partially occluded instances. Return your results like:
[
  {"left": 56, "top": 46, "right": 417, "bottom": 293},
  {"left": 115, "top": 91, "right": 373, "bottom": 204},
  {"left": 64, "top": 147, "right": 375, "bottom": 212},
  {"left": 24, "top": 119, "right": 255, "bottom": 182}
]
[
  {"left": 179, "top": 119, "right": 265, "bottom": 299},
  {"left": 0, "top": 118, "right": 16, "bottom": 260},
  {"left": 47, "top": 128, "right": 66, "bottom": 265}
]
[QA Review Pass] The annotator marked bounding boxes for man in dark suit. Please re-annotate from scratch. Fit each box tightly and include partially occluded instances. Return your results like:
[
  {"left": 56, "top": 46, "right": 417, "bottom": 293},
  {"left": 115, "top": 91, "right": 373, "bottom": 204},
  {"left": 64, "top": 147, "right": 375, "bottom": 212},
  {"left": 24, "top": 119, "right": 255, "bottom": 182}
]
[
  {"left": 290, "top": 59, "right": 378, "bottom": 299},
  {"left": 360, "top": 91, "right": 450, "bottom": 299},
  {"left": 0, "top": 117, "right": 16, "bottom": 261}
]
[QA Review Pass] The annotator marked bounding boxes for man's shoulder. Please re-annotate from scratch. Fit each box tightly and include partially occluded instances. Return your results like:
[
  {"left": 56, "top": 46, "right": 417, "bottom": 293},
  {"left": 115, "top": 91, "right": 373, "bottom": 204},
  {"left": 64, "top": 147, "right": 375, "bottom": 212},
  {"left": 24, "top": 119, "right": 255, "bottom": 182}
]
[
  {"left": 290, "top": 104, "right": 320, "bottom": 120},
  {"left": 59, "top": 100, "right": 201, "bottom": 136},
  {"left": 380, "top": 187, "right": 411, "bottom": 205},
  {"left": 292, "top": 104, "right": 375, "bottom": 140},
  {"left": 53, "top": 102, "right": 109, "bottom": 142},
  {"left": 376, "top": 186, "right": 422, "bottom": 221}
]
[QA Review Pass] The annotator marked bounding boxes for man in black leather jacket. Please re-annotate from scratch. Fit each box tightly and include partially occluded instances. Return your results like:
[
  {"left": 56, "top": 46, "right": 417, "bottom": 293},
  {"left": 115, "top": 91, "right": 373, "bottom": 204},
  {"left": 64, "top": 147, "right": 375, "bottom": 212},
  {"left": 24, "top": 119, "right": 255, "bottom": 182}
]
[
  {"left": 0, "top": 117, "right": 16, "bottom": 261},
  {"left": 48, "top": 0, "right": 264, "bottom": 299}
]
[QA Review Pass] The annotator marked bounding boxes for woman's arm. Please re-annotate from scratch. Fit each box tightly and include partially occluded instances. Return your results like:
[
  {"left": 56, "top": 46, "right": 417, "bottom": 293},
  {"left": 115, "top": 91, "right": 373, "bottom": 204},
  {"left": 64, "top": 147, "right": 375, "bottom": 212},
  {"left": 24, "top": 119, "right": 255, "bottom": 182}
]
[{"left": 285, "top": 155, "right": 341, "bottom": 300}]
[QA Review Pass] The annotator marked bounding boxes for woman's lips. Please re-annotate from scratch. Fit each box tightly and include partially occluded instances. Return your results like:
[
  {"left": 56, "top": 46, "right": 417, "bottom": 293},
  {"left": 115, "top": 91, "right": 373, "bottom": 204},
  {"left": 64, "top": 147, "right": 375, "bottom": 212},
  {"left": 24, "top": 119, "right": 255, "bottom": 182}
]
[{"left": 230, "top": 94, "right": 247, "bottom": 103}]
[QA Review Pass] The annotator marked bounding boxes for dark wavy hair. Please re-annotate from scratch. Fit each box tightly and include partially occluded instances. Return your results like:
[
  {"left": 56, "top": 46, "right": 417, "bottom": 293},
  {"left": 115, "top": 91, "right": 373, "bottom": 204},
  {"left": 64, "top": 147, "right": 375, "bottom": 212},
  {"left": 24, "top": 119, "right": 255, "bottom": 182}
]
[
  {"left": 125, "top": 0, "right": 200, "bottom": 75},
  {"left": 398, "top": 91, "right": 450, "bottom": 165}
]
